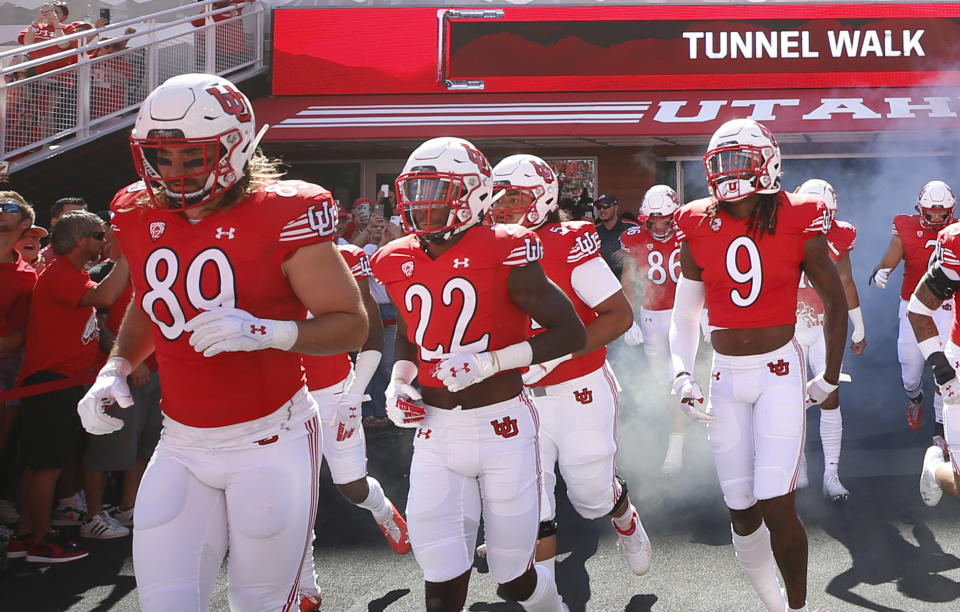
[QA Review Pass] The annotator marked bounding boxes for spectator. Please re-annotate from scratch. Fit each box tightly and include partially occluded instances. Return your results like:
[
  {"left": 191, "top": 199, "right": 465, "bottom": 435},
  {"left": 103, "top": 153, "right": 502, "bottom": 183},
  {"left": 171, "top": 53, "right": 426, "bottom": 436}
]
[
  {"left": 0, "top": 192, "right": 39, "bottom": 525},
  {"left": 14, "top": 225, "right": 47, "bottom": 268},
  {"left": 3, "top": 55, "right": 47, "bottom": 155},
  {"left": 90, "top": 37, "right": 133, "bottom": 119},
  {"left": 36, "top": 196, "right": 87, "bottom": 272},
  {"left": 8, "top": 210, "right": 129, "bottom": 563},
  {"left": 593, "top": 194, "right": 636, "bottom": 279},
  {"left": 191, "top": 0, "right": 249, "bottom": 72},
  {"left": 17, "top": 2, "right": 79, "bottom": 76},
  {"left": 346, "top": 197, "right": 373, "bottom": 245},
  {"left": 558, "top": 196, "right": 592, "bottom": 222}
]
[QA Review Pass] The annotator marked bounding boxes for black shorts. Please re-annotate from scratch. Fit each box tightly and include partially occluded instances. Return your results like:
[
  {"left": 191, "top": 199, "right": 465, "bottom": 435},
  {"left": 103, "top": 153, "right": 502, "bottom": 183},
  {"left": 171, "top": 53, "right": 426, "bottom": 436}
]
[{"left": 19, "top": 371, "right": 85, "bottom": 470}]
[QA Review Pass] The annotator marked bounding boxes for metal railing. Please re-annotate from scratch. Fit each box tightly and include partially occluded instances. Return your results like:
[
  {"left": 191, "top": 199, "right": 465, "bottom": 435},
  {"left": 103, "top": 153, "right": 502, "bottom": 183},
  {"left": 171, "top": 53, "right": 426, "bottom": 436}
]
[{"left": 0, "top": 0, "right": 267, "bottom": 172}]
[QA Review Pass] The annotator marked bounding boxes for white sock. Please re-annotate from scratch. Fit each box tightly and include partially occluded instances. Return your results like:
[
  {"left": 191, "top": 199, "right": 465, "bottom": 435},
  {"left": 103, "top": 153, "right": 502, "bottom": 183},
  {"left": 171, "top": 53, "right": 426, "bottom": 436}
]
[
  {"left": 298, "top": 530, "right": 320, "bottom": 596},
  {"left": 355, "top": 477, "right": 392, "bottom": 524},
  {"left": 518, "top": 564, "right": 564, "bottom": 612},
  {"left": 612, "top": 503, "right": 637, "bottom": 532},
  {"left": 535, "top": 556, "right": 555, "bottom": 575},
  {"left": 935, "top": 393, "right": 944, "bottom": 425},
  {"left": 820, "top": 408, "right": 842, "bottom": 473},
  {"left": 664, "top": 434, "right": 684, "bottom": 460},
  {"left": 731, "top": 522, "right": 786, "bottom": 612}
]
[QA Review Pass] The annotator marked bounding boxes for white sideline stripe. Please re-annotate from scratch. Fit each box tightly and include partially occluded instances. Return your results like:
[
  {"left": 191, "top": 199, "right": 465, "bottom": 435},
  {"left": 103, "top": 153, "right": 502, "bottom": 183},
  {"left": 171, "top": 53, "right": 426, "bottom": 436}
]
[
  {"left": 296, "top": 103, "right": 653, "bottom": 115},
  {"left": 275, "top": 118, "right": 643, "bottom": 128}
]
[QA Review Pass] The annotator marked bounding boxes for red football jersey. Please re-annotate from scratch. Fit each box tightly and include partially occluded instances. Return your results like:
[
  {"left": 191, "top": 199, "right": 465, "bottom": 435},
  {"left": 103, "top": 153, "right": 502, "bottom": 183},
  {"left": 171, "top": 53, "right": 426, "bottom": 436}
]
[
  {"left": 112, "top": 179, "right": 337, "bottom": 427},
  {"left": 302, "top": 244, "right": 371, "bottom": 390},
  {"left": 532, "top": 221, "right": 606, "bottom": 385},
  {"left": 370, "top": 224, "right": 542, "bottom": 388},
  {"left": 796, "top": 220, "right": 856, "bottom": 322},
  {"left": 0, "top": 251, "right": 37, "bottom": 335},
  {"left": 18, "top": 257, "right": 99, "bottom": 382},
  {"left": 933, "top": 224, "right": 960, "bottom": 345},
  {"left": 675, "top": 192, "right": 829, "bottom": 329},
  {"left": 893, "top": 214, "right": 943, "bottom": 301},
  {"left": 620, "top": 224, "right": 680, "bottom": 311}
]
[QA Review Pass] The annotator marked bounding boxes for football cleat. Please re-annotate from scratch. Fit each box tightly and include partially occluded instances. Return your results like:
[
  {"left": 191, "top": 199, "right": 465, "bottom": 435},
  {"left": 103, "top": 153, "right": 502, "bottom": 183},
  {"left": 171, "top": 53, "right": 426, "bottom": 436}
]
[
  {"left": 377, "top": 501, "right": 411, "bottom": 555},
  {"left": 921, "top": 445, "right": 945, "bottom": 507},
  {"left": 822, "top": 471, "right": 850, "bottom": 503},
  {"left": 613, "top": 510, "right": 651, "bottom": 576},
  {"left": 299, "top": 593, "right": 322, "bottom": 612},
  {"left": 933, "top": 435, "right": 950, "bottom": 461},
  {"left": 907, "top": 399, "right": 923, "bottom": 431}
]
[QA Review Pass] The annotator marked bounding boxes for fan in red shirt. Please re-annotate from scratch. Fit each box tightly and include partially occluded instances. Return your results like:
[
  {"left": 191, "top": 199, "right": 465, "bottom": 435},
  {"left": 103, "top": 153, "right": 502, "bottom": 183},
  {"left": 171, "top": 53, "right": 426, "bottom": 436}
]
[
  {"left": 76, "top": 73, "right": 367, "bottom": 612},
  {"left": 669, "top": 118, "right": 847, "bottom": 612},
  {"left": 370, "top": 137, "right": 585, "bottom": 612},
  {"left": 870, "top": 180, "right": 957, "bottom": 438},
  {"left": 488, "top": 153, "right": 649, "bottom": 593}
]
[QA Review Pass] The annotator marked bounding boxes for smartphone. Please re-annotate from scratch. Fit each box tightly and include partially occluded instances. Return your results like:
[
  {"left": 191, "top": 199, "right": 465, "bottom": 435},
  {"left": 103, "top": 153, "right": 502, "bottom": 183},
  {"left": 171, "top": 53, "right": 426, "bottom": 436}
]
[
  {"left": 99, "top": 8, "right": 110, "bottom": 23},
  {"left": 380, "top": 184, "right": 389, "bottom": 199}
]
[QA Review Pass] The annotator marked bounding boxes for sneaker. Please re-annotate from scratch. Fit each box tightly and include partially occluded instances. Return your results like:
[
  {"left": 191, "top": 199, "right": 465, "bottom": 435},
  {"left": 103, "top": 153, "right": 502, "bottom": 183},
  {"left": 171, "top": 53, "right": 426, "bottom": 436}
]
[
  {"left": 613, "top": 510, "right": 651, "bottom": 576},
  {"left": 0, "top": 499, "right": 19, "bottom": 524},
  {"left": 52, "top": 494, "right": 86, "bottom": 527},
  {"left": 80, "top": 511, "right": 130, "bottom": 539},
  {"left": 26, "top": 531, "right": 89, "bottom": 563},
  {"left": 299, "top": 593, "right": 322, "bottom": 611},
  {"left": 907, "top": 399, "right": 923, "bottom": 431},
  {"left": 921, "top": 445, "right": 945, "bottom": 507},
  {"left": 111, "top": 505, "right": 134, "bottom": 528},
  {"left": 796, "top": 452, "right": 809, "bottom": 489},
  {"left": 7, "top": 532, "right": 31, "bottom": 559},
  {"left": 933, "top": 435, "right": 950, "bottom": 461},
  {"left": 822, "top": 471, "right": 850, "bottom": 502},
  {"left": 376, "top": 501, "right": 411, "bottom": 555}
]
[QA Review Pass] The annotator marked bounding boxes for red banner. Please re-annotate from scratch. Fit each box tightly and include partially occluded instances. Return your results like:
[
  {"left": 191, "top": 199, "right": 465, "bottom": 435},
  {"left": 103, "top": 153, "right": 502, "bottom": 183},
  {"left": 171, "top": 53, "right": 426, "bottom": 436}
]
[{"left": 254, "top": 88, "right": 960, "bottom": 141}]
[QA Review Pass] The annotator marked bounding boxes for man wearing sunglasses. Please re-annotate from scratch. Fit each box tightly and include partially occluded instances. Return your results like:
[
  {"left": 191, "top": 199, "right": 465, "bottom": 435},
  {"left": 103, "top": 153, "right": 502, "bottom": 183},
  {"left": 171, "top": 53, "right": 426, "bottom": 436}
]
[
  {"left": 593, "top": 194, "right": 637, "bottom": 280},
  {"left": 11, "top": 210, "right": 129, "bottom": 563}
]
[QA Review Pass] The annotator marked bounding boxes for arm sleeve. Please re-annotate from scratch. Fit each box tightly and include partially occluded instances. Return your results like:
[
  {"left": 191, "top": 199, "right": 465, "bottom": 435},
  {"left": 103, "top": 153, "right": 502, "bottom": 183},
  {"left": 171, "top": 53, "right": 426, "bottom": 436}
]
[
  {"left": 669, "top": 274, "right": 705, "bottom": 377},
  {"left": 570, "top": 257, "right": 621, "bottom": 308}
]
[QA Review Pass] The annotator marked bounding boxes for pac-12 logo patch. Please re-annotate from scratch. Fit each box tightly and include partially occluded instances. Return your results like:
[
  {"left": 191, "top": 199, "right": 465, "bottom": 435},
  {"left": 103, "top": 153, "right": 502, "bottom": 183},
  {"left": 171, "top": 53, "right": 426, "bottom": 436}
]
[
  {"left": 149, "top": 221, "right": 166, "bottom": 241},
  {"left": 710, "top": 217, "right": 722, "bottom": 232},
  {"left": 401, "top": 260, "right": 415, "bottom": 278}
]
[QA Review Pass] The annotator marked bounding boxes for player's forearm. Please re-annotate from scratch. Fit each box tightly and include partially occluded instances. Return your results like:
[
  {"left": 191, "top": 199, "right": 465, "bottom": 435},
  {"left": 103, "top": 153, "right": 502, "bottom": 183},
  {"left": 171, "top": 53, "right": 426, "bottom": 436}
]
[
  {"left": 576, "top": 294, "right": 632, "bottom": 357},
  {"left": 821, "top": 297, "right": 848, "bottom": 384},
  {"left": 113, "top": 302, "right": 155, "bottom": 368},
  {"left": 293, "top": 310, "right": 367, "bottom": 356}
]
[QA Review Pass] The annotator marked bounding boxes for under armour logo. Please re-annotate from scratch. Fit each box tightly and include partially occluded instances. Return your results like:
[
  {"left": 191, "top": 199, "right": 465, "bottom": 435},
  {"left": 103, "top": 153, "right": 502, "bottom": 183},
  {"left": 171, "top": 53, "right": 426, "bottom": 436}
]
[
  {"left": 417, "top": 428, "right": 431, "bottom": 439},
  {"left": 453, "top": 258, "right": 470, "bottom": 268},
  {"left": 713, "top": 371, "right": 721, "bottom": 381},
  {"left": 250, "top": 325, "right": 267, "bottom": 335},
  {"left": 255, "top": 435, "right": 278, "bottom": 445},
  {"left": 573, "top": 388, "right": 593, "bottom": 405},
  {"left": 491, "top": 416, "right": 519, "bottom": 438},
  {"left": 449, "top": 362, "right": 471, "bottom": 376},
  {"left": 767, "top": 359, "right": 790, "bottom": 377},
  {"left": 215, "top": 227, "right": 236, "bottom": 240}
]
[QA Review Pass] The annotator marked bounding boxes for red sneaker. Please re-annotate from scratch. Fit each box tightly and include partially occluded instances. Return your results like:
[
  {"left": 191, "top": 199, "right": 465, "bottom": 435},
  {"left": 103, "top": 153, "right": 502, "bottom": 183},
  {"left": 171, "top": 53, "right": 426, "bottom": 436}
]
[
  {"left": 377, "top": 501, "right": 411, "bottom": 555},
  {"left": 7, "top": 532, "right": 31, "bottom": 559},
  {"left": 26, "top": 531, "right": 89, "bottom": 563},
  {"left": 907, "top": 399, "right": 923, "bottom": 431},
  {"left": 299, "top": 593, "right": 322, "bottom": 611}
]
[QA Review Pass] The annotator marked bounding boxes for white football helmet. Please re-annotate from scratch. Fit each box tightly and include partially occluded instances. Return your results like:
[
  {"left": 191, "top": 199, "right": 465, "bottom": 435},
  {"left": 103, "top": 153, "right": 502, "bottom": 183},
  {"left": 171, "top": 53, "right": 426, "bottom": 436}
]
[
  {"left": 489, "top": 154, "right": 559, "bottom": 229},
  {"left": 640, "top": 185, "right": 680, "bottom": 241},
  {"left": 395, "top": 137, "right": 493, "bottom": 243},
  {"left": 130, "top": 73, "right": 258, "bottom": 211},
  {"left": 703, "top": 118, "right": 782, "bottom": 202},
  {"left": 916, "top": 180, "right": 957, "bottom": 231},
  {"left": 795, "top": 179, "right": 838, "bottom": 219}
]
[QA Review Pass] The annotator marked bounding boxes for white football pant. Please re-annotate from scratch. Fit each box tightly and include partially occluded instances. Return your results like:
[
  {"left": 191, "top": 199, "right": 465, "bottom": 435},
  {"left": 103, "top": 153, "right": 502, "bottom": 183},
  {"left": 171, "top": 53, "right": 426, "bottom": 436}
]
[
  {"left": 898, "top": 299, "right": 952, "bottom": 397},
  {"left": 939, "top": 341, "right": 960, "bottom": 476},
  {"left": 311, "top": 374, "right": 368, "bottom": 485}
]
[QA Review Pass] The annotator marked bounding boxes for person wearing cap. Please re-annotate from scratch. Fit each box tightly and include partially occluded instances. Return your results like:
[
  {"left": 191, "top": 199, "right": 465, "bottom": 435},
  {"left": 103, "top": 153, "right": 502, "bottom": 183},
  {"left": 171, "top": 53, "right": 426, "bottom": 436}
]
[
  {"left": 594, "top": 194, "right": 637, "bottom": 279},
  {"left": 15, "top": 224, "right": 46, "bottom": 268}
]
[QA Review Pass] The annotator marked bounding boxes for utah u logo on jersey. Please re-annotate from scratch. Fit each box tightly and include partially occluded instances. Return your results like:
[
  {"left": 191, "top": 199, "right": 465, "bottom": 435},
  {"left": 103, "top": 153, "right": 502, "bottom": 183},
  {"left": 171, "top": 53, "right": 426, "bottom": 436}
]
[
  {"left": 573, "top": 388, "right": 593, "bottom": 404},
  {"left": 524, "top": 237, "right": 544, "bottom": 262},
  {"left": 206, "top": 85, "right": 252, "bottom": 123},
  {"left": 574, "top": 232, "right": 601, "bottom": 256},
  {"left": 307, "top": 202, "right": 337, "bottom": 237},
  {"left": 766, "top": 359, "right": 790, "bottom": 376},
  {"left": 530, "top": 160, "right": 555, "bottom": 183},
  {"left": 491, "top": 416, "right": 519, "bottom": 438}
]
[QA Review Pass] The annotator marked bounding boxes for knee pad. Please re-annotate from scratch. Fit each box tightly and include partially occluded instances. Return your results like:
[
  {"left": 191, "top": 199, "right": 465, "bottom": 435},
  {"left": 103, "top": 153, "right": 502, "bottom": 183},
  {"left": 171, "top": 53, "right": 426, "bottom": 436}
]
[
  {"left": 227, "top": 466, "right": 295, "bottom": 539},
  {"left": 566, "top": 468, "right": 618, "bottom": 519},
  {"left": 721, "top": 477, "right": 757, "bottom": 511},
  {"left": 134, "top": 457, "right": 190, "bottom": 531},
  {"left": 538, "top": 520, "right": 557, "bottom": 539}
]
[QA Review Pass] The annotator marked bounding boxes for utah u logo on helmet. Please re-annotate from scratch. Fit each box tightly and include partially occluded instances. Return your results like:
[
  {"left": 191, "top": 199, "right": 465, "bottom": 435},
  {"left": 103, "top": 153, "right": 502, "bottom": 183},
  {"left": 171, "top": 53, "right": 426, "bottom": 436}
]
[
  {"left": 462, "top": 144, "right": 491, "bottom": 177},
  {"left": 207, "top": 85, "right": 252, "bottom": 123},
  {"left": 530, "top": 161, "right": 556, "bottom": 183}
]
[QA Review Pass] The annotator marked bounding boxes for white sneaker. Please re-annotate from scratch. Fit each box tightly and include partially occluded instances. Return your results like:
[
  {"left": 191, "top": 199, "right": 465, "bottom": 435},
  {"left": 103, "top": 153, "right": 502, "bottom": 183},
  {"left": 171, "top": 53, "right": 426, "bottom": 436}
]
[
  {"left": 0, "top": 499, "right": 19, "bottom": 524},
  {"left": 613, "top": 510, "right": 651, "bottom": 576},
  {"left": 921, "top": 445, "right": 945, "bottom": 507},
  {"left": 111, "top": 506, "right": 134, "bottom": 527},
  {"left": 661, "top": 434, "right": 684, "bottom": 476},
  {"left": 822, "top": 471, "right": 850, "bottom": 502},
  {"left": 80, "top": 511, "right": 131, "bottom": 539},
  {"left": 796, "top": 452, "right": 809, "bottom": 489}
]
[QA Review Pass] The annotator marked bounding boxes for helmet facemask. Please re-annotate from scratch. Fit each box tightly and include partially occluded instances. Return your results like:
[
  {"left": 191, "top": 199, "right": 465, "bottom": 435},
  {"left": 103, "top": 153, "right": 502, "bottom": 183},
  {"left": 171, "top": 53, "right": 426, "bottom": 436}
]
[
  {"left": 916, "top": 180, "right": 957, "bottom": 231},
  {"left": 646, "top": 215, "right": 675, "bottom": 241},
  {"left": 704, "top": 145, "right": 774, "bottom": 202},
  {"left": 489, "top": 186, "right": 543, "bottom": 227},
  {"left": 396, "top": 170, "right": 479, "bottom": 244}
]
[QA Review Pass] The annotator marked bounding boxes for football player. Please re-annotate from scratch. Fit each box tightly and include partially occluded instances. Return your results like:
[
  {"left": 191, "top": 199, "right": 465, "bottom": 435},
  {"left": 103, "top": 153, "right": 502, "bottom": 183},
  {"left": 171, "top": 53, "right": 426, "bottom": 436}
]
[
  {"left": 871, "top": 180, "right": 956, "bottom": 450},
  {"left": 669, "top": 118, "right": 847, "bottom": 612},
  {"left": 76, "top": 74, "right": 368, "bottom": 611},
  {"left": 620, "top": 184, "right": 688, "bottom": 474},
  {"left": 489, "top": 154, "right": 651, "bottom": 585},
  {"left": 911, "top": 212, "right": 960, "bottom": 507},
  {"left": 296, "top": 238, "right": 409, "bottom": 612},
  {"left": 792, "top": 179, "right": 865, "bottom": 502},
  {"left": 370, "top": 137, "right": 586, "bottom": 612}
]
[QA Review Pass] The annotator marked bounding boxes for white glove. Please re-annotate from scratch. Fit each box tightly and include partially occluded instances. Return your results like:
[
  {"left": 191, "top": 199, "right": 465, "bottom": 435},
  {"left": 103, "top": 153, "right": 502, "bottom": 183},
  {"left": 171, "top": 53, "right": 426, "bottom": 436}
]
[
  {"left": 671, "top": 373, "right": 715, "bottom": 423},
  {"left": 385, "top": 379, "right": 425, "bottom": 428},
  {"left": 522, "top": 354, "right": 571, "bottom": 386},
  {"left": 185, "top": 307, "right": 298, "bottom": 357},
  {"left": 333, "top": 392, "right": 367, "bottom": 441},
  {"left": 805, "top": 373, "right": 839, "bottom": 406},
  {"left": 77, "top": 357, "right": 133, "bottom": 435},
  {"left": 940, "top": 376, "right": 960, "bottom": 408},
  {"left": 434, "top": 352, "right": 498, "bottom": 393},
  {"left": 872, "top": 267, "right": 891, "bottom": 289},
  {"left": 623, "top": 322, "right": 644, "bottom": 346}
]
